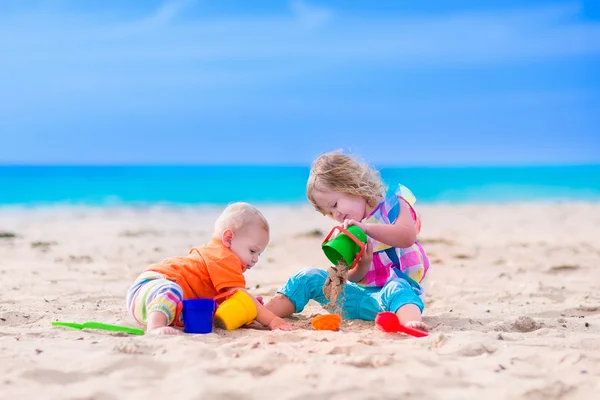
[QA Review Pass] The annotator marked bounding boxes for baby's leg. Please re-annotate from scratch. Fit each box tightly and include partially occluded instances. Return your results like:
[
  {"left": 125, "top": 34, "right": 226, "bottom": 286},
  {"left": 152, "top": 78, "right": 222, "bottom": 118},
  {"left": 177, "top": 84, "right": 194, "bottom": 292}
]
[
  {"left": 146, "top": 311, "right": 180, "bottom": 335},
  {"left": 126, "top": 272, "right": 183, "bottom": 335},
  {"left": 380, "top": 278, "right": 428, "bottom": 332}
]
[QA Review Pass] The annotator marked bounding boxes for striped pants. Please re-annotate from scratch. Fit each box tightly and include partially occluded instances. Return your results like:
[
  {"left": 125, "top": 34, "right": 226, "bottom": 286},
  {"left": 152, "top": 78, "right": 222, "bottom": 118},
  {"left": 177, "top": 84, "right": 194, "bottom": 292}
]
[{"left": 126, "top": 271, "right": 185, "bottom": 327}]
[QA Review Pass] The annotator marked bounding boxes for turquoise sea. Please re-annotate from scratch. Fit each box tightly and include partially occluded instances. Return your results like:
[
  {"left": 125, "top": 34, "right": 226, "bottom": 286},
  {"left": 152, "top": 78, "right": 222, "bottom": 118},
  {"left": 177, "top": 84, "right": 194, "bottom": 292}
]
[{"left": 0, "top": 165, "right": 599, "bottom": 206}]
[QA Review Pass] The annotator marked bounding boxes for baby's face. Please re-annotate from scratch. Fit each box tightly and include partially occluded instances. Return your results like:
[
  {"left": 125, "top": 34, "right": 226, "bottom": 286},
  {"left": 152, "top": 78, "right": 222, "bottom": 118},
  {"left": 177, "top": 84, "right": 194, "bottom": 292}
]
[{"left": 229, "top": 223, "right": 269, "bottom": 270}]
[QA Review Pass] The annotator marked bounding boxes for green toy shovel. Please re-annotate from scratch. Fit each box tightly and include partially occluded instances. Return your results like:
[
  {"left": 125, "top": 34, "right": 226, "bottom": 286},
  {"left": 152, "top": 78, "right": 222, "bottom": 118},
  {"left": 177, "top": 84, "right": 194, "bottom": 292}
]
[{"left": 52, "top": 321, "right": 145, "bottom": 335}]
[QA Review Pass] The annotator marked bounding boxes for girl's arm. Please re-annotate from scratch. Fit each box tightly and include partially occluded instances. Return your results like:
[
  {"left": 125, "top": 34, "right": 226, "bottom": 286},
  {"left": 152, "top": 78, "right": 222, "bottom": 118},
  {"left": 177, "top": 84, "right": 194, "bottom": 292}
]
[{"left": 344, "top": 198, "right": 417, "bottom": 249}]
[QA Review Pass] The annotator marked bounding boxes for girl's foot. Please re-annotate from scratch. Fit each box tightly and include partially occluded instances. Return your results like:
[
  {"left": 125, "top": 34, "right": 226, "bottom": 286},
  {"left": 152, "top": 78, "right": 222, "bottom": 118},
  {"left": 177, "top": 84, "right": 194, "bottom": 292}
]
[
  {"left": 405, "top": 321, "right": 428, "bottom": 333},
  {"left": 375, "top": 312, "right": 428, "bottom": 337}
]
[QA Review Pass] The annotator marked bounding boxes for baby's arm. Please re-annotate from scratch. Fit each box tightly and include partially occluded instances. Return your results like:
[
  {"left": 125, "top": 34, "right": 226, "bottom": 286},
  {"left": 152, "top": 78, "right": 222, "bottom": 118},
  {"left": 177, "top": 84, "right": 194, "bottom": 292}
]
[
  {"left": 223, "top": 287, "right": 295, "bottom": 331},
  {"left": 346, "top": 199, "right": 417, "bottom": 248}
]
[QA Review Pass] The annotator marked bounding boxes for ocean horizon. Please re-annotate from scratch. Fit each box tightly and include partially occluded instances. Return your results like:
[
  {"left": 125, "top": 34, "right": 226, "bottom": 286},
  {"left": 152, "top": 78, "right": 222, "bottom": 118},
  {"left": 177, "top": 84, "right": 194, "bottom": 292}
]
[{"left": 1, "top": 164, "right": 599, "bottom": 207}]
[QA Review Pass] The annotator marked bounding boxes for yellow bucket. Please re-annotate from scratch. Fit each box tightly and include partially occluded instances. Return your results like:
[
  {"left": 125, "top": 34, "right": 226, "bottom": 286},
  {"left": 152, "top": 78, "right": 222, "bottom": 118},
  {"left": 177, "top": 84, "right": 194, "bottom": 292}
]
[{"left": 214, "top": 290, "right": 258, "bottom": 330}]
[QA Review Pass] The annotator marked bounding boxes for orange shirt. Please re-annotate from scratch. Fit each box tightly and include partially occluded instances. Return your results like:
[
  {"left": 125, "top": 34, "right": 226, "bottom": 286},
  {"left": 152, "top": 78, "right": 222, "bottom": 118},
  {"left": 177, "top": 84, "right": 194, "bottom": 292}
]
[{"left": 146, "top": 238, "right": 246, "bottom": 299}]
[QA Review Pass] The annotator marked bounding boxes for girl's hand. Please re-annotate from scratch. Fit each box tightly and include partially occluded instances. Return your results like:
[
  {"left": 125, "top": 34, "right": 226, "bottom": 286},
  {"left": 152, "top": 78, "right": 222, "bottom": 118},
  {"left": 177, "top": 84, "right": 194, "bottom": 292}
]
[
  {"left": 342, "top": 219, "right": 368, "bottom": 234},
  {"left": 357, "top": 239, "right": 373, "bottom": 269},
  {"left": 348, "top": 239, "right": 373, "bottom": 282}
]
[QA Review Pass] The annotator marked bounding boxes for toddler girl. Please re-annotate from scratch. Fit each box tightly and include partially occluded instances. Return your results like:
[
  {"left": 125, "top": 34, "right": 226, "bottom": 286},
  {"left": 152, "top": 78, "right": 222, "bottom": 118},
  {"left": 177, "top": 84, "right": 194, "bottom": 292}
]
[{"left": 266, "top": 151, "right": 430, "bottom": 332}]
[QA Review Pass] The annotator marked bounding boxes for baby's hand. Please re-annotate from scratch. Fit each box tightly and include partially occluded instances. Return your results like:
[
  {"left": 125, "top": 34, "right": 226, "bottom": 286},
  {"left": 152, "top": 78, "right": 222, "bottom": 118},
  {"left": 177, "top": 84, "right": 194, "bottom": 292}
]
[
  {"left": 243, "top": 320, "right": 268, "bottom": 330},
  {"left": 268, "top": 316, "right": 295, "bottom": 331}
]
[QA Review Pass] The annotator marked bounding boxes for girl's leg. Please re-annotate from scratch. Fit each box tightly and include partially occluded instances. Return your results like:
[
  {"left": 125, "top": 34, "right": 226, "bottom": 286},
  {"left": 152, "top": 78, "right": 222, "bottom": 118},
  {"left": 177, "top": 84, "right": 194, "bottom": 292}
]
[
  {"left": 265, "top": 267, "right": 379, "bottom": 321},
  {"left": 265, "top": 268, "right": 329, "bottom": 317},
  {"left": 264, "top": 294, "right": 296, "bottom": 318},
  {"left": 379, "top": 278, "right": 428, "bottom": 332},
  {"left": 395, "top": 304, "right": 427, "bottom": 332}
]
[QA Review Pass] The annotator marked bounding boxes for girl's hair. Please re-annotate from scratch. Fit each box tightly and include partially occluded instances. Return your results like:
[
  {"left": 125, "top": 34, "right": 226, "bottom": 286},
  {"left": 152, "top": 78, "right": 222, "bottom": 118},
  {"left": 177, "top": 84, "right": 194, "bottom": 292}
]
[
  {"left": 306, "top": 151, "right": 386, "bottom": 212},
  {"left": 214, "top": 202, "right": 269, "bottom": 236}
]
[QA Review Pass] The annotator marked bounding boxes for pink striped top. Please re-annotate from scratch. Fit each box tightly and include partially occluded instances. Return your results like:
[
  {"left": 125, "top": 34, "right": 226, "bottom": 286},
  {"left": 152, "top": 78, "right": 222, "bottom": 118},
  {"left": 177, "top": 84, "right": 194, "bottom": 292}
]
[{"left": 359, "top": 184, "right": 430, "bottom": 288}]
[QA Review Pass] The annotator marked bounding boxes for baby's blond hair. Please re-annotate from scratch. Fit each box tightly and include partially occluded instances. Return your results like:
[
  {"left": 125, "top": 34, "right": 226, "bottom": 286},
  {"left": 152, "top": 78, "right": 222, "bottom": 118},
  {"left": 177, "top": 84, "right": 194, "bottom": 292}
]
[
  {"left": 306, "top": 151, "right": 386, "bottom": 213},
  {"left": 213, "top": 202, "right": 269, "bottom": 237}
]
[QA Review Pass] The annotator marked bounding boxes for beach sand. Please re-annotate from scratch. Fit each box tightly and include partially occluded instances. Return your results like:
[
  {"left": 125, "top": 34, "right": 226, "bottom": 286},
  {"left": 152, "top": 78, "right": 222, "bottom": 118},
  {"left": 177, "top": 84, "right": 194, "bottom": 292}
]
[{"left": 1, "top": 202, "right": 599, "bottom": 399}]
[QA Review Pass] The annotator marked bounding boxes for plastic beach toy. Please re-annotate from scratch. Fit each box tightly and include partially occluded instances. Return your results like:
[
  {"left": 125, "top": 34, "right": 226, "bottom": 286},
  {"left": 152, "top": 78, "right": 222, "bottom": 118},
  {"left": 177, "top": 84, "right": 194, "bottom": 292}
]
[
  {"left": 321, "top": 225, "right": 367, "bottom": 270},
  {"left": 311, "top": 314, "right": 341, "bottom": 331},
  {"left": 51, "top": 321, "right": 144, "bottom": 335},
  {"left": 374, "top": 312, "right": 428, "bottom": 338},
  {"left": 213, "top": 289, "right": 258, "bottom": 330},
  {"left": 183, "top": 289, "right": 255, "bottom": 333},
  {"left": 182, "top": 297, "right": 217, "bottom": 334}
]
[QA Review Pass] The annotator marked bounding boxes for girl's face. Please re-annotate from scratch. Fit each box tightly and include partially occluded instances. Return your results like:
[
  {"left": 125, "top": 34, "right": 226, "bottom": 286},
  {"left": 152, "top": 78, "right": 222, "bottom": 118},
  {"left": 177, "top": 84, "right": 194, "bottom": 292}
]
[{"left": 311, "top": 189, "right": 368, "bottom": 223}]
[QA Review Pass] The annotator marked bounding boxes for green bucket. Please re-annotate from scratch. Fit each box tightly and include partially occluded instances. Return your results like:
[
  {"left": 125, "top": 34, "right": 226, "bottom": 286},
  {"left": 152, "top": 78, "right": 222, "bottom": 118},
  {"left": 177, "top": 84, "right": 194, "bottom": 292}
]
[{"left": 322, "top": 225, "right": 367, "bottom": 269}]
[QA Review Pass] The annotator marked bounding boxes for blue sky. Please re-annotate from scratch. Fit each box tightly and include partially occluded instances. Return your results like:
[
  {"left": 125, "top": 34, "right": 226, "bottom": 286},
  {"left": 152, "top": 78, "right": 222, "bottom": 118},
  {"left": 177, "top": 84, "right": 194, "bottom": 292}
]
[{"left": 0, "top": 0, "right": 599, "bottom": 166}]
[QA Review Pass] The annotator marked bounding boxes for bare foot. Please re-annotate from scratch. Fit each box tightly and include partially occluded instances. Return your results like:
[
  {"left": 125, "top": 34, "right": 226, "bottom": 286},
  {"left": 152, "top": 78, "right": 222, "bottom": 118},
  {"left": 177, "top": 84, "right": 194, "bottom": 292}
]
[
  {"left": 146, "top": 312, "right": 180, "bottom": 335},
  {"left": 405, "top": 321, "right": 429, "bottom": 333},
  {"left": 148, "top": 326, "right": 182, "bottom": 335}
]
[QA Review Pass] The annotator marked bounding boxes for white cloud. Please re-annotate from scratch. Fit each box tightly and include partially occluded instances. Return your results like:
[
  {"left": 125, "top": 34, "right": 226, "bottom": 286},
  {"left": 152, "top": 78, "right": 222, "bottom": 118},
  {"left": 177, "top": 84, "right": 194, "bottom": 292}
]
[
  {"left": 0, "top": 1, "right": 598, "bottom": 109},
  {"left": 289, "top": 0, "right": 333, "bottom": 29},
  {"left": 1, "top": 1, "right": 598, "bottom": 67},
  {"left": 109, "top": 0, "right": 196, "bottom": 35}
]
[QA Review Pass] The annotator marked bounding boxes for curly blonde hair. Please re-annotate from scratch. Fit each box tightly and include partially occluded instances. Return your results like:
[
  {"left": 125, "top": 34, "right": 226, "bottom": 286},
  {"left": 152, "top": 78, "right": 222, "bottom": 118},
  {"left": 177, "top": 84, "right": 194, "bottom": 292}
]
[{"left": 306, "top": 151, "right": 386, "bottom": 213}]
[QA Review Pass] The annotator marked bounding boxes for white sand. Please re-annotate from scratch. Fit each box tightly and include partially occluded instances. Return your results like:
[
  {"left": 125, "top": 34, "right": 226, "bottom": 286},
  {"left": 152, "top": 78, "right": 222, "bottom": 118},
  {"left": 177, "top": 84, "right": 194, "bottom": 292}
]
[{"left": 1, "top": 203, "right": 599, "bottom": 399}]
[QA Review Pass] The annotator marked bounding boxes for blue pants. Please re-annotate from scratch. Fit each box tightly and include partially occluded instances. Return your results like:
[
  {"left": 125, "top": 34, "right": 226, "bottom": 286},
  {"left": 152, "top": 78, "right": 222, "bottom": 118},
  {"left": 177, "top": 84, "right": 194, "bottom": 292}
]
[{"left": 277, "top": 267, "right": 424, "bottom": 321}]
